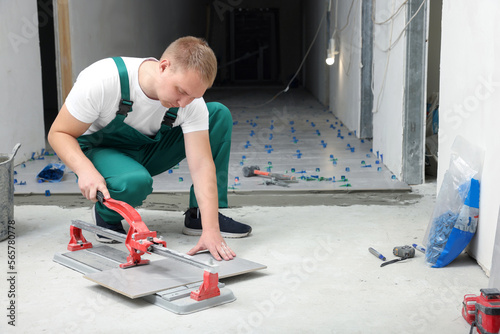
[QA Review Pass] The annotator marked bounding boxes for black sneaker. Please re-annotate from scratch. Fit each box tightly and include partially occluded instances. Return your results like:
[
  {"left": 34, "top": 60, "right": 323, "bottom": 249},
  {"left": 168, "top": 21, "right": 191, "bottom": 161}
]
[
  {"left": 183, "top": 208, "right": 252, "bottom": 238},
  {"left": 92, "top": 205, "right": 126, "bottom": 243}
]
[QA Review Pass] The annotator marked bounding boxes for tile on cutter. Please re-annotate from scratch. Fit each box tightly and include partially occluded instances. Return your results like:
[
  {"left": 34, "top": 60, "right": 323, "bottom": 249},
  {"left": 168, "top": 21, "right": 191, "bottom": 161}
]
[{"left": 84, "top": 253, "right": 266, "bottom": 299}]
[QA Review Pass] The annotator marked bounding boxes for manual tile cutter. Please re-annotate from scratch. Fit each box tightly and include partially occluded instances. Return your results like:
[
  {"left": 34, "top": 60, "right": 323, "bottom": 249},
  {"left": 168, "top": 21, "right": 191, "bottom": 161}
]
[{"left": 67, "top": 191, "right": 221, "bottom": 302}]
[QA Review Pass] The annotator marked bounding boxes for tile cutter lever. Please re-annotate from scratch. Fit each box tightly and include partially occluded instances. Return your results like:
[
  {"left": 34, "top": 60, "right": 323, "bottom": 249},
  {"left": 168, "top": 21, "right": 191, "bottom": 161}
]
[
  {"left": 95, "top": 191, "right": 167, "bottom": 269},
  {"left": 68, "top": 192, "right": 221, "bottom": 301}
]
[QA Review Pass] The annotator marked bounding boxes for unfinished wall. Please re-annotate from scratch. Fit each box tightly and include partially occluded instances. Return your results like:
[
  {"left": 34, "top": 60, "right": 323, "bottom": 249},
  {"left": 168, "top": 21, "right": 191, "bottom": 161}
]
[
  {"left": 303, "top": 0, "right": 329, "bottom": 106},
  {"left": 328, "top": 0, "right": 362, "bottom": 135},
  {"left": 0, "top": 0, "right": 45, "bottom": 163},
  {"left": 67, "top": 0, "right": 209, "bottom": 83},
  {"left": 371, "top": 0, "right": 408, "bottom": 180},
  {"left": 439, "top": 0, "right": 500, "bottom": 273}
]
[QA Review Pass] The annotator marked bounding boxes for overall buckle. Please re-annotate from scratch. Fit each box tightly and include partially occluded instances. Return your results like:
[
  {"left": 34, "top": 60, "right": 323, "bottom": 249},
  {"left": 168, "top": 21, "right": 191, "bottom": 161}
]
[
  {"left": 162, "top": 112, "right": 177, "bottom": 128},
  {"left": 117, "top": 99, "right": 133, "bottom": 116}
]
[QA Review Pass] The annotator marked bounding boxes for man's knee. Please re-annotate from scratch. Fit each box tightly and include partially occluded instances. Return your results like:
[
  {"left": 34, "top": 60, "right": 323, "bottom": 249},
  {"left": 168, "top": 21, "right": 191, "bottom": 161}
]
[
  {"left": 108, "top": 169, "right": 153, "bottom": 206},
  {"left": 207, "top": 102, "right": 233, "bottom": 137}
]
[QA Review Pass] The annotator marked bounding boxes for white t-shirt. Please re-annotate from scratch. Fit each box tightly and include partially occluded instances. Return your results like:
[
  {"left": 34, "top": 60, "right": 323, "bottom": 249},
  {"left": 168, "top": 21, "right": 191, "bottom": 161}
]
[{"left": 65, "top": 57, "right": 209, "bottom": 136}]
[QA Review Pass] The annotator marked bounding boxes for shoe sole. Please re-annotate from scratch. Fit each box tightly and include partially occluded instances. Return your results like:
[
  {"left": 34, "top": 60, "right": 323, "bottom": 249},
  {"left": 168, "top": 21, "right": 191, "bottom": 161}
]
[
  {"left": 92, "top": 204, "right": 122, "bottom": 244},
  {"left": 95, "top": 234, "right": 121, "bottom": 244},
  {"left": 182, "top": 227, "right": 251, "bottom": 238}
]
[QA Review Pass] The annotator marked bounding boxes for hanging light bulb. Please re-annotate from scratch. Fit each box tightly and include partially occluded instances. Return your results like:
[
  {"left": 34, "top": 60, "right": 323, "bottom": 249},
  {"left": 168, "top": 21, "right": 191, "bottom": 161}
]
[
  {"left": 326, "top": 54, "right": 335, "bottom": 65},
  {"left": 325, "top": 38, "right": 338, "bottom": 66}
]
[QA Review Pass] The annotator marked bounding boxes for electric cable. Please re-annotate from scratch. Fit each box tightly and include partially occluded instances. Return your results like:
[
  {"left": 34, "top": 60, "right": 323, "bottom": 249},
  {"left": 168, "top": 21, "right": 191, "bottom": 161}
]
[
  {"left": 372, "top": 0, "right": 426, "bottom": 113},
  {"left": 371, "top": 0, "right": 409, "bottom": 25},
  {"left": 337, "top": 0, "right": 356, "bottom": 33},
  {"left": 375, "top": 0, "right": 427, "bottom": 52}
]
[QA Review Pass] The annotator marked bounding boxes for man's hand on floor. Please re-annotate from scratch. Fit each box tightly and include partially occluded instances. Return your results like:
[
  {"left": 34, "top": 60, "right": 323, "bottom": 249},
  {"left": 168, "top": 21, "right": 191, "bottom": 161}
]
[{"left": 187, "top": 230, "right": 236, "bottom": 261}]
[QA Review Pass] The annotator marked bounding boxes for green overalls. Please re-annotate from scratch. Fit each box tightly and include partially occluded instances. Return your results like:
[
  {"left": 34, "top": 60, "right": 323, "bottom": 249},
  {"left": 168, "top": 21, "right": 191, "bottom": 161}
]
[{"left": 77, "top": 57, "right": 232, "bottom": 223}]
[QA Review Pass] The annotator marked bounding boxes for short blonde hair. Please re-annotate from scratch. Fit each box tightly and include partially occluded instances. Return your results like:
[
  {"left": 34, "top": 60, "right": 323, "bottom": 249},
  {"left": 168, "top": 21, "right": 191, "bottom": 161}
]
[{"left": 161, "top": 36, "right": 217, "bottom": 87}]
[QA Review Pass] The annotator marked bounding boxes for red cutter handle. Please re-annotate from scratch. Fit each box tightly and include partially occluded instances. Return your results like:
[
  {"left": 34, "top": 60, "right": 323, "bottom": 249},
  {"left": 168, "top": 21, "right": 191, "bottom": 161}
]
[{"left": 97, "top": 191, "right": 166, "bottom": 268}]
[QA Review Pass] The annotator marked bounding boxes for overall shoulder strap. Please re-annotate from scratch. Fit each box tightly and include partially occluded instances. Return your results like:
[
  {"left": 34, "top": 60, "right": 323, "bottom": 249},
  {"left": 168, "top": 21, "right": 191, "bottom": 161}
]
[{"left": 111, "top": 57, "right": 133, "bottom": 116}]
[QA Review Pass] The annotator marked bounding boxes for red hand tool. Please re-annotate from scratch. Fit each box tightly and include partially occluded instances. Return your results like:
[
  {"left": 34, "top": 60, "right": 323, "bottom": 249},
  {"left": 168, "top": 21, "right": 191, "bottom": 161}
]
[
  {"left": 242, "top": 165, "right": 296, "bottom": 181},
  {"left": 96, "top": 191, "right": 167, "bottom": 269}
]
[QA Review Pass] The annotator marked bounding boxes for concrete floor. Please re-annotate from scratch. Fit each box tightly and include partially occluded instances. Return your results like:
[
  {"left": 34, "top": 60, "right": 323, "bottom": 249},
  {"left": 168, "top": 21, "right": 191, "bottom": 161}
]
[{"left": 1, "top": 181, "right": 487, "bottom": 334}]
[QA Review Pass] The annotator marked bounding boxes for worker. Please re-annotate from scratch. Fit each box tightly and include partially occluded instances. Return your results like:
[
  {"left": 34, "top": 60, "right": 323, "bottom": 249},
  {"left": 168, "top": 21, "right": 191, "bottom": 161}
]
[{"left": 48, "top": 36, "right": 251, "bottom": 261}]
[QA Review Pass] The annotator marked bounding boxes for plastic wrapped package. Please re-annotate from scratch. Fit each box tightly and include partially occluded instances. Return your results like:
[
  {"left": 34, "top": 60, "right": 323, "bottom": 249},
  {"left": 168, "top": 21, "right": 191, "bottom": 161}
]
[
  {"left": 424, "top": 136, "right": 484, "bottom": 268},
  {"left": 37, "top": 163, "right": 66, "bottom": 183}
]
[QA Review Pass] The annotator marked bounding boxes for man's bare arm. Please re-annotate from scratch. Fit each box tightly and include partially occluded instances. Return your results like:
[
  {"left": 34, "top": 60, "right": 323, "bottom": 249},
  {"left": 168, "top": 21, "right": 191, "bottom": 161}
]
[
  {"left": 47, "top": 104, "right": 110, "bottom": 201},
  {"left": 183, "top": 130, "right": 235, "bottom": 261}
]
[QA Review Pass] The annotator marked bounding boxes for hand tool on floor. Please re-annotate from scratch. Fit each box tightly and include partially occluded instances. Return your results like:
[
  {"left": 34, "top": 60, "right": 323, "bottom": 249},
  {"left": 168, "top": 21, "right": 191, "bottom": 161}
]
[
  {"left": 368, "top": 247, "right": 386, "bottom": 261},
  {"left": 380, "top": 245, "right": 415, "bottom": 267},
  {"left": 242, "top": 165, "right": 296, "bottom": 181}
]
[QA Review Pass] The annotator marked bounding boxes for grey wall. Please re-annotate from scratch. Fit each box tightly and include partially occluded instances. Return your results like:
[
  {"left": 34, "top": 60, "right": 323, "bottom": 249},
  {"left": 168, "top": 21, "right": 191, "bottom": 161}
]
[
  {"left": 67, "top": 0, "right": 210, "bottom": 82},
  {"left": 303, "top": 0, "right": 329, "bottom": 106},
  {"left": 0, "top": 0, "right": 45, "bottom": 163},
  {"left": 328, "top": 0, "right": 363, "bottom": 136},
  {"left": 67, "top": 0, "right": 302, "bottom": 87}
]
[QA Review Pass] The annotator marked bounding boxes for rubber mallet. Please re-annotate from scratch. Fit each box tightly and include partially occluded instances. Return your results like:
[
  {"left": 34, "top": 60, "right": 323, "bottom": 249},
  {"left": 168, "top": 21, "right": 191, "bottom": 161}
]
[{"left": 242, "top": 166, "right": 296, "bottom": 181}]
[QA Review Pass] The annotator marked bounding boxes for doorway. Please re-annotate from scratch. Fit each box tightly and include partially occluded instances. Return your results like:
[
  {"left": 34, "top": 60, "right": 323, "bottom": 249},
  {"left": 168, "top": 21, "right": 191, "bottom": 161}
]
[
  {"left": 424, "top": 0, "right": 442, "bottom": 179},
  {"left": 228, "top": 8, "right": 280, "bottom": 84},
  {"left": 37, "top": 0, "right": 58, "bottom": 137}
]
